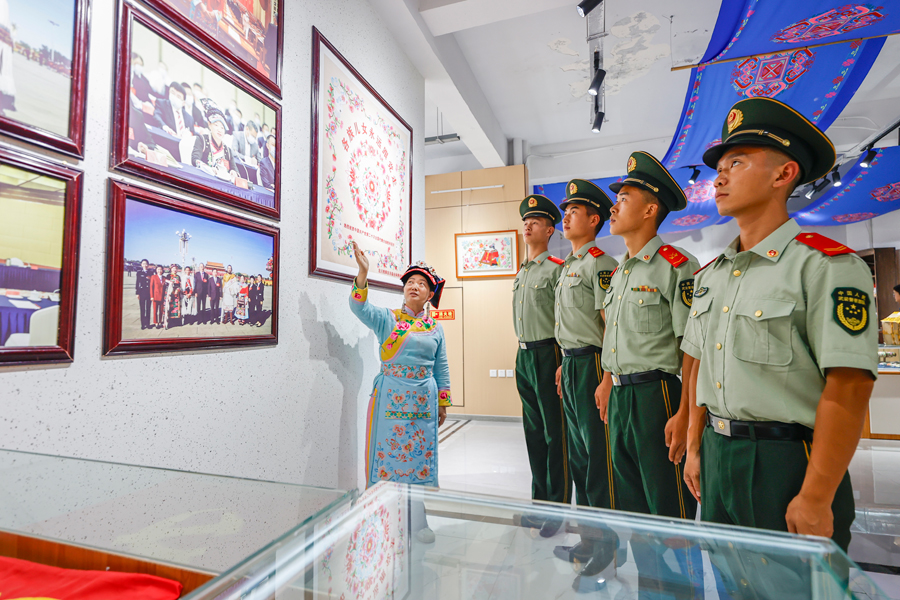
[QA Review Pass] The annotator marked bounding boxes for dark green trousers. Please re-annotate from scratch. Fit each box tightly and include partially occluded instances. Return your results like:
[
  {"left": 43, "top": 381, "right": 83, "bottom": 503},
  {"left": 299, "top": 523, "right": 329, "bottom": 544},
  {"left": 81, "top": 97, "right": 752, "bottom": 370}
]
[
  {"left": 515, "top": 344, "right": 571, "bottom": 504},
  {"left": 561, "top": 352, "right": 616, "bottom": 510},
  {"left": 701, "top": 426, "right": 855, "bottom": 600},
  {"left": 609, "top": 376, "right": 696, "bottom": 520}
]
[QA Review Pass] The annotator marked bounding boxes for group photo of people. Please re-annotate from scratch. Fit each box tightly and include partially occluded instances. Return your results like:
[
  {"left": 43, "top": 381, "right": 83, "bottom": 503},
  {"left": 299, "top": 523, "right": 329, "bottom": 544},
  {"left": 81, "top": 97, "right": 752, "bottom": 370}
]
[
  {"left": 121, "top": 197, "right": 275, "bottom": 341},
  {"left": 125, "top": 20, "right": 278, "bottom": 209}
]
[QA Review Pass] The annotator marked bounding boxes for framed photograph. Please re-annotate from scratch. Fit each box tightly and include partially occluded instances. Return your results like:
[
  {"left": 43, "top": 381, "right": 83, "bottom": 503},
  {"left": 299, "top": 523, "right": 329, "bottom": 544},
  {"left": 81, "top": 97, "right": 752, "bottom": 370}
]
[
  {"left": 141, "top": 0, "right": 283, "bottom": 97},
  {"left": 309, "top": 27, "right": 412, "bottom": 293},
  {"left": 0, "top": 0, "right": 90, "bottom": 158},
  {"left": 103, "top": 180, "right": 278, "bottom": 356},
  {"left": 454, "top": 230, "right": 519, "bottom": 279},
  {"left": 112, "top": 1, "right": 281, "bottom": 220},
  {"left": 0, "top": 146, "right": 83, "bottom": 365}
]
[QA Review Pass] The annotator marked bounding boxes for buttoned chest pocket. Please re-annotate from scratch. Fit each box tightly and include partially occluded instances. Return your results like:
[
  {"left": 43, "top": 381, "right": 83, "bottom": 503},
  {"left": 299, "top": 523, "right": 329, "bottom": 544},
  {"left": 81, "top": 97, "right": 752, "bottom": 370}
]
[
  {"left": 732, "top": 298, "right": 795, "bottom": 366},
  {"left": 526, "top": 280, "right": 551, "bottom": 306},
  {"left": 561, "top": 277, "right": 585, "bottom": 308},
  {"left": 686, "top": 294, "right": 714, "bottom": 343},
  {"left": 624, "top": 292, "right": 663, "bottom": 333}
]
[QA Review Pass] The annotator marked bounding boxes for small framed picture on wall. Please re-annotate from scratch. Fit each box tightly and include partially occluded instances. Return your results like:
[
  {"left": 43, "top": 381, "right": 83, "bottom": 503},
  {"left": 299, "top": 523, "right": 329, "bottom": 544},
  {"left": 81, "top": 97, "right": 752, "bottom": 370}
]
[
  {"left": 111, "top": 1, "right": 281, "bottom": 220},
  {"left": 103, "top": 180, "right": 279, "bottom": 355},
  {"left": 454, "top": 230, "right": 519, "bottom": 279},
  {"left": 0, "top": 0, "right": 91, "bottom": 157},
  {"left": 0, "top": 145, "right": 83, "bottom": 365}
]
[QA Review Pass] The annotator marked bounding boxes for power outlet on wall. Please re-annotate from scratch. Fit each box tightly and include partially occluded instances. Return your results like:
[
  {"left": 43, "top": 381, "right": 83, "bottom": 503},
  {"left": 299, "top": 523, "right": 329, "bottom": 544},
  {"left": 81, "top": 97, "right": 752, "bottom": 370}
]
[
  {"left": 506, "top": 369, "right": 514, "bottom": 378},
  {"left": 489, "top": 370, "right": 497, "bottom": 378},
  {"left": 498, "top": 370, "right": 506, "bottom": 378}
]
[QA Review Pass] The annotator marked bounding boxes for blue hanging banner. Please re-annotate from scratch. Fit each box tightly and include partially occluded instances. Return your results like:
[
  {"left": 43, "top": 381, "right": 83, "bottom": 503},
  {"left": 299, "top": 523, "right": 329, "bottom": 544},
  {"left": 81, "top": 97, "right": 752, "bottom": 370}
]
[
  {"left": 662, "top": 38, "right": 883, "bottom": 172},
  {"left": 793, "top": 146, "right": 900, "bottom": 226},
  {"left": 701, "top": 1, "right": 900, "bottom": 64}
]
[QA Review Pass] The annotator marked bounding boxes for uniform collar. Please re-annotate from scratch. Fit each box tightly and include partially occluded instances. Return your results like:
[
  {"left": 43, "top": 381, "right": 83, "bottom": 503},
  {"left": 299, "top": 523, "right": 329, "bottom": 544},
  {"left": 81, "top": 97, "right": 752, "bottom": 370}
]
[
  {"left": 723, "top": 219, "right": 800, "bottom": 263},
  {"left": 624, "top": 235, "right": 664, "bottom": 264},
  {"left": 523, "top": 250, "right": 551, "bottom": 267},
  {"left": 568, "top": 240, "right": 597, "bottom": 261}
]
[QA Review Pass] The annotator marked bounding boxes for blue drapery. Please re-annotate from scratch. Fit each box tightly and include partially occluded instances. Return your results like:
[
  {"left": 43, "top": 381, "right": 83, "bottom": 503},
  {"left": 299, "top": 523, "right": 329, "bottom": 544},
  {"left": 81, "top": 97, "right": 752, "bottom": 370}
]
[{"left": 793, "top": 146, "right": 900, "bottom": 226}]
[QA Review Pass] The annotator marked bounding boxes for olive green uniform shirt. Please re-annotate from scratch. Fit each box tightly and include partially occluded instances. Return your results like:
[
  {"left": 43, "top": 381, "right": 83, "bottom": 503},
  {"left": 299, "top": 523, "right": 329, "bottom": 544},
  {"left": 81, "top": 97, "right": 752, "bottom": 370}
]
[
  {"left": 513, "top": 250, "right": 564, "bottom": 343},
  {"left": 601, "top": 236, "right": 699, "bottom": 376},
  {"left": 554, "top": 241, "right": 619, "bottom": 350},
  {"left": 681, "top": 219, "right": 878, "bottom": 429}
]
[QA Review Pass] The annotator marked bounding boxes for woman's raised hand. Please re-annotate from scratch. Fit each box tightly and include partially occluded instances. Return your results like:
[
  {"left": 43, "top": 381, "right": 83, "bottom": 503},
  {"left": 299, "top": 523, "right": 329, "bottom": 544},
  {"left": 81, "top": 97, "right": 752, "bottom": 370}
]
[{"left": 351, "top": 241, "right": 369, "bottom": 288}]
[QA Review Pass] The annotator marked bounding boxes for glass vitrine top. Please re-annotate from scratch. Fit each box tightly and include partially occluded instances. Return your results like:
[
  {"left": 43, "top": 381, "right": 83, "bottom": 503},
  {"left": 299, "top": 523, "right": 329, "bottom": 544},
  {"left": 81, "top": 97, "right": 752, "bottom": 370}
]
[
  {"left": 0, "top": 448, "right": 351, "bottom": 573},
  {"left": 186, "top": 481, "right": 890, "bottom": 599}
]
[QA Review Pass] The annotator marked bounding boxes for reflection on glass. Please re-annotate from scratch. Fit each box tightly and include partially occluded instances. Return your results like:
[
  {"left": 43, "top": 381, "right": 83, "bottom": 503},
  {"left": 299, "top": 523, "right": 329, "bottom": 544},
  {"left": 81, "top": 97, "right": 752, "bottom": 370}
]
[{"left": 0, "top": 163, "right": 64, "bottom": 348}]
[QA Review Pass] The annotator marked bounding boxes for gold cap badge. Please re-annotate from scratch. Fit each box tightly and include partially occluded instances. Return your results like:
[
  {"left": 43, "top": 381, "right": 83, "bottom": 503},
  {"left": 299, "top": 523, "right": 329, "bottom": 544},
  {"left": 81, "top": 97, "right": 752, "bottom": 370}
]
[
  {"left": 627, "top": 157, "right": 637, "bottom": 173},
  {"left": 727, "top": 109, "right": 743, "bottom": 134},
  {"left": 569, "top": 182, "right": 577, "bottom": 195},
  {"left": 528, "top": 197, "right": 537, "bottom": 207}
]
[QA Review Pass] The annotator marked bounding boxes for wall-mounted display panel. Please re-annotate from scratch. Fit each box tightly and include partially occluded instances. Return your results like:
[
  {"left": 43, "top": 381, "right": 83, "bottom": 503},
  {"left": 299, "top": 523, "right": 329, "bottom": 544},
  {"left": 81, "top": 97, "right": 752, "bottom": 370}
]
[{"left": 454, "top": 230, "right": 519, "bottom": 280}]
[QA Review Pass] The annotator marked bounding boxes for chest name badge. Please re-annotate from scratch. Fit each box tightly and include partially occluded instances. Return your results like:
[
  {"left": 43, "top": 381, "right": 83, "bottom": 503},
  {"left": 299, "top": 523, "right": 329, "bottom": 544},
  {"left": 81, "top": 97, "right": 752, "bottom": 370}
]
[
  {"left": 598, "top": 270, "right": 612, "bottom": 290},
  {"left": 680, "top": 279, "right": 694, "bottom": 307},
  {"left": 694, "top": 287, "right": 709, "bottom": 298},
  {"left": 832, "top": 287, "right": 869, "bottom": 335}
]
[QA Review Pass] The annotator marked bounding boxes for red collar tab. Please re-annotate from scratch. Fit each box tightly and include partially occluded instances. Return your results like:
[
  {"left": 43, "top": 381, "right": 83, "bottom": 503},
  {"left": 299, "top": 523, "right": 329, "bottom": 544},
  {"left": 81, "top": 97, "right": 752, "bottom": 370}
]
[
  {"left": 611, "top": 266, "right": 618, "bottom": 276},
  {"left": 794, "top": 233, "right": 855, "bottom": 257},
  {"left": 659, "top": 245, "right": 688, "bottom": 268},
  {"left": 547, "top": 255, "right": 564, "bottom": 265},
  {"left": 588, "top": 247, "right": 604, "bottom": 257},
  {"left": 694, "top": 258, "right": 716, "bottom": 276}
]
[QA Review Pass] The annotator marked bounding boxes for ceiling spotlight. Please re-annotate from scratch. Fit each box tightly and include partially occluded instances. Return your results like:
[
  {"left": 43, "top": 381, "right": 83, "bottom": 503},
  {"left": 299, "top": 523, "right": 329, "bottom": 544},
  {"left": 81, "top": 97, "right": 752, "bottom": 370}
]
[
  {"left": 577, "top": 0, "right": 603, "bottom": 17},
  {"left": 860, "top": 148, "right": 876, "bottom": 168},
  {"left": 688, "top": 167, "right": 700, "bottom": 185},
  {"left": 592, "top": 111, "right": 604, "bottom": 133},
  {"left": 832, "top": 167, "right": 842, "bottom": 187},
  {"left": 804, "top": 182, "right": 817, "bottom": 199},
  {"left": 588, "top": 68, "right": 606, "bottom": 96}
]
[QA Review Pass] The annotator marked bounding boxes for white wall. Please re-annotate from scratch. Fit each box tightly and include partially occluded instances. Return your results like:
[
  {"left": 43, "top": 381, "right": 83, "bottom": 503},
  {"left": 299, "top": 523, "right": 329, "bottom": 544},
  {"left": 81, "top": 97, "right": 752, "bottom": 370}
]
[{"left": 0, "top": 0, "right": 424, "bottom": 492}]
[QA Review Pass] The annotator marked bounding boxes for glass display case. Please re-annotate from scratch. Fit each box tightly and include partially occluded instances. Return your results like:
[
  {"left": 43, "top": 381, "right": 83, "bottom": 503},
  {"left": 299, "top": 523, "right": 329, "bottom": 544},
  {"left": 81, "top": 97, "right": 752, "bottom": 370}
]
[
  {"left": 185, "top": 482, "right": 890, "bottom": 600},
  {"left": 0, "top": 449, "right": 351, "bottom": 594}
]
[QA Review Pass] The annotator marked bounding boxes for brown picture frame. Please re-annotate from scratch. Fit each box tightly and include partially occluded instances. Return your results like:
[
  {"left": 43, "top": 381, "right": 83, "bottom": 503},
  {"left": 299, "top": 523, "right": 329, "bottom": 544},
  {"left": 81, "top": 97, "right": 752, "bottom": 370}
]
[
  {"left": 454, "top": 230, "right": 520, "bottom": 280},
  {"left": 308, "top": 27, "right": 413, "bottom": 293},
  {"left": 111, "top": 1, "right": 282, "bottom": 220},
  {"left": 0, "top": 0, "right": 91, "bottom": 158},
  {"left": 140, "top": 0, "right": 284, "bottom": 97},
  {"left": 0, "top": 145, "right": 83, "bottom": 366},
  {"left": 103, "top": 180, "right": 279, "bottom": 356}
]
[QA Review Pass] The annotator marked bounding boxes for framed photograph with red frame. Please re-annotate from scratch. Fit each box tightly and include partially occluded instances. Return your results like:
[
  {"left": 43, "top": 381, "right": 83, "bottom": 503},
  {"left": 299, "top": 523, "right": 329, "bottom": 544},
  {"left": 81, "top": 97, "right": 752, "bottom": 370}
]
[
  {"left": 111, "top": 1, "right": 281, "bottom": 220},
  {"left": 0, "top": 145, "right": 83, "bottom": 366},
  {"left": 140, "top": 0, "right": 283, "bottom": 97},
  {"left": 103, "top": 180, "right": 279, "bottom": 356},
  {"left": 454, "top": 230, "right": 519, "bottom": 279},
  {"left": 0, "top": 0, "right": 91, "bottom": 158},
  {"left": 309, "top": 27, "right": 412, "bottom": 293}
]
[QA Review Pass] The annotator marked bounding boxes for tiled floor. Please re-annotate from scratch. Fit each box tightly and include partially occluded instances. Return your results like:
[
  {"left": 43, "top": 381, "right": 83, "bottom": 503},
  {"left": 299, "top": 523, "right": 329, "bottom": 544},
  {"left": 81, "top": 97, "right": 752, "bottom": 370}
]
[{"left": 437, "top": 419, "right": 900, "bottom": 599}]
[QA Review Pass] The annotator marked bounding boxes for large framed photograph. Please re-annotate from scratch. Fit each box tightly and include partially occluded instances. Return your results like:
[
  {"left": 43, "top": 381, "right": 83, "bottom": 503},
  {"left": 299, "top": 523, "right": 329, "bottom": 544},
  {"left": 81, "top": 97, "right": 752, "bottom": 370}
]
[
  {"left": 0, "top": 0, "right": 90, "bottom": 158},
  {"left": 309, "top": 28, "right": 412, "bottom": 293},
  {"left": 141, "top": 0, "right": 283, "bottom": 97},
  {"left": 103, "top": 180, "right": 278, "bottom": 355},
  {"left": 112, "top": 1, "right": 281, "bottom": 220},
  {"left": 454, "top": 230, "right": 519, "bottom": 279},
  {"left": 0, "top": 146, "right": 83, "bottom": 365}
]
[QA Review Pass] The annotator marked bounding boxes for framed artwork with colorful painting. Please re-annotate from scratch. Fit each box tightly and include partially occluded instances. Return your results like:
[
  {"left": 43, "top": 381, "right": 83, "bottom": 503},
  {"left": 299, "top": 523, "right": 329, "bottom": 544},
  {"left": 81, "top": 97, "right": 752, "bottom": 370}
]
[
  {"left": 103, "top": 180, "right": 278, "bottom": 355},
  {"left": 141, "top": 0, "right": 283, "bottom": 97},
  {"left": 0, "top": 145, "right": 83, "bottom": 365},
  {"left": 454, "top": 230, "right": 519, "bottom": 279},
  {"left": 309, "top": 27, "right": 412, "bottom": 293},
  {"left": 112, "top": 1, "right": 281, "bottom": 220},
  {"left": 0, "top": 0, "right": 90, "bottom": 157}
]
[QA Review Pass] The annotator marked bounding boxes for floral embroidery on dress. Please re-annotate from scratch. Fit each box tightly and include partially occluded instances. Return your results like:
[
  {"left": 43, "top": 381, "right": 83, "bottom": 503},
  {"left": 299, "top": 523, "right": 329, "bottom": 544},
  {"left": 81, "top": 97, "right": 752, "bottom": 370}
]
[
  {"left": 438, "top": 389, "right": 452, "bottom": 407},
  {"left": 372, "top": 420, "right": 435, "bottom": 483},
  {"left": 381, "top": 364, "right": 431, "bottom": 379},
  {"left": 351, "top": 281, "right": 368, "bottom": 303},
  {"left": 384, "top": 388, "right": 431, "bottom": 416},
  {"left": 380, "top": 310, "right": 438, "bottom": 361}
]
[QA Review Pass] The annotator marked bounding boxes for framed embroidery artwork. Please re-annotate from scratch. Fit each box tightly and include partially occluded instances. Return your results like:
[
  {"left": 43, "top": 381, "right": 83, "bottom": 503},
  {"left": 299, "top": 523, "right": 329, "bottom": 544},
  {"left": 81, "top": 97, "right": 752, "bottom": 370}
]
[
  {"left": 103, "top": 180, "right": 279, "bottom": 355},
  {"left": 111, "top": 1, "right": 281, "bottom": 220},
  {"left": 141, "top": 0, "right": 284, "bottom": 97},
  {"left": 309, "top": 27, "right": 412, "bottom": 293},
  {"left": 0, "top": 0, "right": 91, "bottom": 158},
  {"left": 0, "top": 146, "right": 83, "bottom": 365},
  {"left": 454, "top": 230, "right": 519, "bottom": 279}
]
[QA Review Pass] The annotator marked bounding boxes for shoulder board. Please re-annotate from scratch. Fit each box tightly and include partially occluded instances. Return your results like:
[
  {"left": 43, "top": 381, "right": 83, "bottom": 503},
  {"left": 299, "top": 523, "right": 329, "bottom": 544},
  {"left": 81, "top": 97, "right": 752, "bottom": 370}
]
[
  {"left": 547, "top": 255, "right": 564, "bottom": 265},
  {"left": 658, "top": 245, "right": 688, "bottom": 268},
  {"left": 694, "top": 258, "right": 716, "bottom": 276},
  {"left": 794, "top": 233, "right": 855, "bottom": 256},
  {"left": 588, "top": 247, "right": 604, "bottom": 257}
]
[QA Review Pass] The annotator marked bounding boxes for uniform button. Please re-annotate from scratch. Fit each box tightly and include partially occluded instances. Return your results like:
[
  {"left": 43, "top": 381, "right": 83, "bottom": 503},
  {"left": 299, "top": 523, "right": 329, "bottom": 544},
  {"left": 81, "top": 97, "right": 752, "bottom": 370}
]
[
  {"left": 733, "top": 269, "right": 741, "bottom": 277},
  {"left": 755, "top": 310, "right": 762, "bottom": 317},
  {"left": 519, "top": 301, "right": 522, "bottom": 304},
  {"left": 534, "top": 285, "right": 538, "bottom": 288},
  {"left": 638, "top": 299, "right": 644, "bottom": 305},
  {"left": 624, "top": 269, "right": 629, "bottom": 274},
  {"left": 577, "top": 255, "right": 582, "bottom": 258},
  {"left": 723, "top": 306, "right": 729, "bottom": 313},
  {"left": 518, "top": 317, "right": 521, "bottom": 320},
  {"left": 611, "top": 348, "right": 616, "bottom": 353},
  {"left": 741, "top": 579, "right": 749, "bottom": 587},
  {"left": 716, "top": 343, "right": 722, "bottom": 350},
  {"left": 555, "top": 322, "right": 559, "bottom": 326},
  {"left": 692, "top": 310, "right": 697, "bottom": 316},
  {"left": 525, "top": 268, "right": 529, "bottom": 272},
  {"left": 613, "top": 322, "right": 617, "bottom": 326},
  {"left": 716, "top": 382, "right": 722, "bottom": 389},
  {"left": 618, "top": 295, "right": 622, "bottom": 299}
]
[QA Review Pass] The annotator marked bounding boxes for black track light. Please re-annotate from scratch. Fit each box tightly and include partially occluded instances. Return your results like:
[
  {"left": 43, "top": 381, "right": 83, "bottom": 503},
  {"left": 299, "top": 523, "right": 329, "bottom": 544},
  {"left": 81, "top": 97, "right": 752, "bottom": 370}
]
[
  {"left": 860, "top": 148, "right": 876, "bottom": 168},
  {"left": 588, "top": 68, "right": 606, "bottom": 96},
  {"left": 688, "top": 167, "right": 700, "bottom": 185},
  {"left": 832, "top": 167, "right": 842, "bottom": 187},
  {"left": 577, "top": 0, "right": 603, "bottom": 17},
  {"left": 804, "top": 182, "right": 817, "bottom": 199},
  {"left": 592, "top": 111, "right": 604, "bottom": 133}
]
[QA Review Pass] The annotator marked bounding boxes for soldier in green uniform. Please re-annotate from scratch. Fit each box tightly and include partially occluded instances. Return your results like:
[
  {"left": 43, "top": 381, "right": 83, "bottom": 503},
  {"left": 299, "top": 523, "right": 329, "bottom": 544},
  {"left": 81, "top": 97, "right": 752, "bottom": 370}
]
[
  {"left": 512, "top": 194, "right": 570, "bottom": 537},
  {"left": 551, "top": 179, "right": 620, "bottom": 592},
  {"left": 595, "top": 151, "right": 702, "bottom": 597},
  {"left": 682, "top": 97, "right": 878, "bottom": 598}
]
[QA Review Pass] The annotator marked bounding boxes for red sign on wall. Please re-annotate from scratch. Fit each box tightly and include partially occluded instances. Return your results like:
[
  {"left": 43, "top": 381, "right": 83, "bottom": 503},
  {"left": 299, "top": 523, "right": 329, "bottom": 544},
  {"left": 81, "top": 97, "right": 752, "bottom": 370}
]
[{"left": 431, "top": 309, "right": 455, "bottom": 321}]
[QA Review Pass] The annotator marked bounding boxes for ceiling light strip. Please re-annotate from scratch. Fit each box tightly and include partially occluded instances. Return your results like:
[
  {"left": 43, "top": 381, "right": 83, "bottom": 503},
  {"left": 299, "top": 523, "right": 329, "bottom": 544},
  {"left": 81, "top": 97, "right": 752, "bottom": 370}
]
[{"left": 430, "top": 185, "right": 505, "bottom": 195}]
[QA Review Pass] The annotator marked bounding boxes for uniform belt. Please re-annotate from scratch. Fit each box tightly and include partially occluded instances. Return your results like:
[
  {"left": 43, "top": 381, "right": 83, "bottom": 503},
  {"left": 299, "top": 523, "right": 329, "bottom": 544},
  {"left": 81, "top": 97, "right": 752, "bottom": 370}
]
[
  {"left": 561, "top": 345, "right": 601, "bottom": 357},
  {"left": 610, "top": 370, "right": 674, "bottom": 387},
  {"left": 518, "top": 338, "right": 558, "bottom": 350},
  {"left": 706, "top": 412, "right": 813, "bottom": 442}
]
